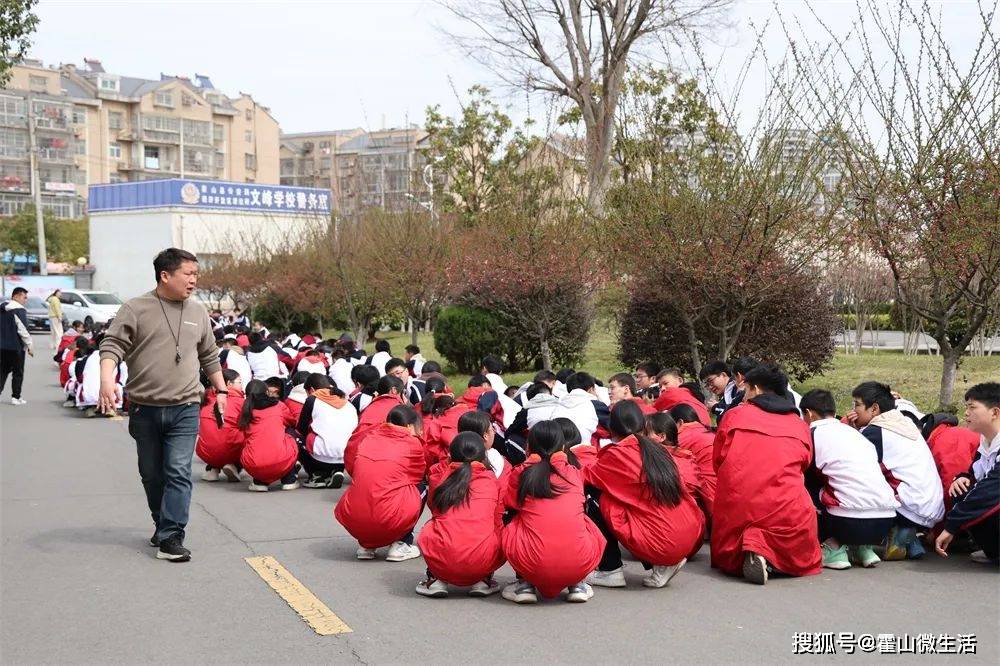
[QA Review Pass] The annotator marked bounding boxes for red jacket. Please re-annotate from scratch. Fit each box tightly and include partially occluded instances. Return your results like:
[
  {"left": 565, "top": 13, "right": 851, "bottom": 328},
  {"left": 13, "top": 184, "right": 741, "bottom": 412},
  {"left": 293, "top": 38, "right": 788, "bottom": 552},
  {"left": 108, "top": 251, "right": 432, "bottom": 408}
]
[
  {"left": 239, "top": 400, "right": 298, "bottom": 484},
  {"left": 926, "top": 423, "right": 980, "bottom": 513},
  {"left": 196, "top": 388, "right": 246, "bottom": 468},
  {"left": 501, "top": 452, "right": 605, "bottom": 598},
  {"left": 678, "top": 421, "right": 717, "bottom": 520},
  {"left": 583, "top": 436, "right": 704, "bottom": 566},
  {"left": 710, "top": 399, "right": 821, "bottom": 578},
  {"left": 422, "top": 403, "right": 474, "bottom": 469},
  {"left": 334, "top": 423, "right": 426, "bottom": 549},
  {"left": 654, "top": 387, "right": 711, "bottom": 426},
  {"left": 418, "top": 461, "right": 505, "bottom": 586},
  {"left": 59, "top": 348, "right": 77, "bottom": 387},
  {"left": 623, "top": 397, "right": 657, "bottom": 415},
  {"left": 344, "top": 393, "right": 405, "bottom": 472}
]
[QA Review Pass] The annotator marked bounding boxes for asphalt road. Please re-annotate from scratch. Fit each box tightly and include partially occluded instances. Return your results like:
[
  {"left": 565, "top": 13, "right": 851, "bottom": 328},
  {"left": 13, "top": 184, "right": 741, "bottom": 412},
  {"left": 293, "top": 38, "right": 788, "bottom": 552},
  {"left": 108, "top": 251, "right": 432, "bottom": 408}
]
[{"left": 2, "top": 335, "right": 997, "bottom": 665}]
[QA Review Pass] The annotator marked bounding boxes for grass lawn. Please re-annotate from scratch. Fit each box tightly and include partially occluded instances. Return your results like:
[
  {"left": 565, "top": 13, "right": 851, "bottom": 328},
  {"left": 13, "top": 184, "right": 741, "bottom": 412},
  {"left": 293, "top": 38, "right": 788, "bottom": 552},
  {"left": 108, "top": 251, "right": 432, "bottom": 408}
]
[{"left": 365, "top": 323, "right": 999, "bottom": 415}]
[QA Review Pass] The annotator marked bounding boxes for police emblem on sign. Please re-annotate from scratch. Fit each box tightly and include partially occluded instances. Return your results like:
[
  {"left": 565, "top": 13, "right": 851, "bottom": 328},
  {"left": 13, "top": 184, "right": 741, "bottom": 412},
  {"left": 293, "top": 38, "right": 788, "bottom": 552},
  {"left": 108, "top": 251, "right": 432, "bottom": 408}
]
[{"left": 180, "top": 182, "right": 201, "bottom": 204}]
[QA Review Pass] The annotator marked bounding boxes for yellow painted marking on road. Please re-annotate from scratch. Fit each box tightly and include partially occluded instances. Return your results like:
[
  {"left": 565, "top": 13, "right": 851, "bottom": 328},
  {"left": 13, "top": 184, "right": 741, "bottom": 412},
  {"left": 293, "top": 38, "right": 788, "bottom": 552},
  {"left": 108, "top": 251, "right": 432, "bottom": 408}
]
[{"left": 245, "top": 555, "right": 352, "bottom": 636}]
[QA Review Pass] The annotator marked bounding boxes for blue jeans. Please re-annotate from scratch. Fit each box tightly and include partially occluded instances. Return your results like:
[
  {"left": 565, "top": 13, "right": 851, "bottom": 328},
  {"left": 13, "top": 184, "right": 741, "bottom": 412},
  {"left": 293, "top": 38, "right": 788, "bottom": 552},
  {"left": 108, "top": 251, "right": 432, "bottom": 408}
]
[{"left": 128, "top": 402, "right": 199, "bottom": 542}]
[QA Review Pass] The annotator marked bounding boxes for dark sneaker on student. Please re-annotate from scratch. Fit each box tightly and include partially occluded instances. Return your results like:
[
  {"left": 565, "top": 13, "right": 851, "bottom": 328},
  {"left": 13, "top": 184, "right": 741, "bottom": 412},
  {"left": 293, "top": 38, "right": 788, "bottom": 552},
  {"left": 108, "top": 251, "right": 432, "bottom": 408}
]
[
  {"left": 280, "top": 470, "right": 300, "bottom": 491},
  {"left": 221, "top": 463, "right": 241, "bottom": 482},
  {"left": 302, "top": 474, "right": 330, "bottom": 489},
  {"left": 156, "top": 537, "right": 191, "bottom": 562},
  {"left": 327, "top": 471, "right": 345, "bottom": 489},
  {"left": 742, "top": 551, "right": 769, "bottom": 585}
]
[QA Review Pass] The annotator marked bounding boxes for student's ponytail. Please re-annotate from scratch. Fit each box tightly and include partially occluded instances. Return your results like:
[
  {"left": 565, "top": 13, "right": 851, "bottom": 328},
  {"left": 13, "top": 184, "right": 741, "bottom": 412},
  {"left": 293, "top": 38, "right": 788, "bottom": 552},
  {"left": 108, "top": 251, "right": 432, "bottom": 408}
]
[
  {"left": 431, "top": 394, "right": 456, "bottom": 418},
  {"left": 611, "top": 401, "right": 681, "bottom": 506},
  {"left": 238, "top": 379, "right": 267, "bottom": 430},
  {"left": 431, "top": 433, "right": 486, "bottom": 513},
  {"left": 420, "top": 377, "right": 447, "bottom": 415},
  {"left": 517, "top": 420, "right": 568, "bottom": 505},
  {"left": 554, "top": 417, "right": 583, "bottom": 468}
]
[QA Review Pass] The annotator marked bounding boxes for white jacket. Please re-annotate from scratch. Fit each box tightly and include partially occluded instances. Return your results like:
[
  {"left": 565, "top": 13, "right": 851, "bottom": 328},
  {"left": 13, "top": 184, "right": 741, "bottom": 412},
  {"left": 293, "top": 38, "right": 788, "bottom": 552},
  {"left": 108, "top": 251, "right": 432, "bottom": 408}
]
[
  {"left": 247, "top": 345, "right": 285, "bottom": 380},
  {"left": 523, "top": 393, "right": 561, "bottom": 430},
  {"left": 972, "top": 433, "right": 1000, "bottom": 481},
  {"left": 308, "top": 396, "right": 359, "bottom": 463},
  {"left": 861, "top": 409, "right": 945, "bottom": 527},
  {"left": 551, "top": 389, "right": 599, "bottom": 446},
  {"left": 811, "top": 418, "right": 898, "bottom": 519},
  {"left": 78, "top": 352, "right": 126, "bottom": 408},
  {"left": 328, "top": 358, "right": 355, "bottom": 396},
  {"left": 296, "top": 358, "right": 327, "bottom": 375},
  {"left": 485, "top": 372, "right": 507, "bottom": 394},
  {"left": 369, "top": 351, "right": 391, "bottom": 377},
  {"left": 220, "top": 349, "right": 252, "bottom": 387}
]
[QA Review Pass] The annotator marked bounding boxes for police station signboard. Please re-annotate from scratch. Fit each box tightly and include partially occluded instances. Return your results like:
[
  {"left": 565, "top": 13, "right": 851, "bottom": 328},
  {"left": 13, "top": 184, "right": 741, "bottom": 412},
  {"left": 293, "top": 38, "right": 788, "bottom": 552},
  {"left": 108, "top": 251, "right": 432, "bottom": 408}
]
[{"left": 88, "top": 178, "right": 332, "bottom": 215}]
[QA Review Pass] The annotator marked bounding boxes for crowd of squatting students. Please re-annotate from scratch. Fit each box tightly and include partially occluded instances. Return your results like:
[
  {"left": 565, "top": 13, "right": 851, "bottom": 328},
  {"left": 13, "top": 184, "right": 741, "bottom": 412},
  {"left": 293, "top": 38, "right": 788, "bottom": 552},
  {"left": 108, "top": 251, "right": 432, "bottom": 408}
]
[{"left": 50, "top": 322, "right": 1000, "bottom": 602}]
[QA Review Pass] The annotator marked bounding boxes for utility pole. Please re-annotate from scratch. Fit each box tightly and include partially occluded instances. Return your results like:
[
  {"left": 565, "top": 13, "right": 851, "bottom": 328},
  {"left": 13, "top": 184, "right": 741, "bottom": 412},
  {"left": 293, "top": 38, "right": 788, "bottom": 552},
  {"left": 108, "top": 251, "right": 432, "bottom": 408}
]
[{"left": 26, "top": 95, "right": 48, "bottom": 275}]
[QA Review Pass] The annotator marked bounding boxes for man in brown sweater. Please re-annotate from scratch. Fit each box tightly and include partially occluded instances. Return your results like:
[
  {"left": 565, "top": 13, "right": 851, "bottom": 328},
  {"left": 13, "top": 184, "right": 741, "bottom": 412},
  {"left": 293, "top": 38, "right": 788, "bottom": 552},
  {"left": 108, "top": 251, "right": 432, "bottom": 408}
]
[{"left": 99, "top": 248, "right": 228, "bottom": 563}]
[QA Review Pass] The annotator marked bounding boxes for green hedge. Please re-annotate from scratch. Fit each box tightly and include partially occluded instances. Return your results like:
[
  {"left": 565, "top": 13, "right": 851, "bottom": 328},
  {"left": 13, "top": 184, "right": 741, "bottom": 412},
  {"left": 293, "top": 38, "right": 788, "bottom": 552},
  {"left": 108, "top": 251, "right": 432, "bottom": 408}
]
[
  {"left": 841, "top": 313, "right": 893, "bottom": 331},
  {"left": 433, "top": 306, "right": 506, "bottom": 374}
]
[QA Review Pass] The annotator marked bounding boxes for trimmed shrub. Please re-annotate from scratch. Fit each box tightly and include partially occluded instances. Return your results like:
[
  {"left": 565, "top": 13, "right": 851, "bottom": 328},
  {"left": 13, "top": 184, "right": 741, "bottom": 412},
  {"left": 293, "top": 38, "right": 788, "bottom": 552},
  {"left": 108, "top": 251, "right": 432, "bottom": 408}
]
[{"left": 433, "top": 306, "right": 506, "bottom": 374}]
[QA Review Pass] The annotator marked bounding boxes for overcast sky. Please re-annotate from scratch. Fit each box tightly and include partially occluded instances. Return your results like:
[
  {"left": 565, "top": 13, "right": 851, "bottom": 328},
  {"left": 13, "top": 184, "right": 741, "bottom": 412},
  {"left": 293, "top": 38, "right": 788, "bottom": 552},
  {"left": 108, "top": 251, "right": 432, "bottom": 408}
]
[{"left": 30, "top": 0, "right": 992, "bottom": 135}]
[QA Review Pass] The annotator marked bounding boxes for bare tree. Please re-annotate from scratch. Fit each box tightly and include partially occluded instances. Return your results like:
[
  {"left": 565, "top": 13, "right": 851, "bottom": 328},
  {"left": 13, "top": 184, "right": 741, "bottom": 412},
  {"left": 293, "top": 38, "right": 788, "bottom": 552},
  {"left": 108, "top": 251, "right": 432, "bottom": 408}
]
[{"left": 440, "top": 0, "right": 733, "bottom": 213}]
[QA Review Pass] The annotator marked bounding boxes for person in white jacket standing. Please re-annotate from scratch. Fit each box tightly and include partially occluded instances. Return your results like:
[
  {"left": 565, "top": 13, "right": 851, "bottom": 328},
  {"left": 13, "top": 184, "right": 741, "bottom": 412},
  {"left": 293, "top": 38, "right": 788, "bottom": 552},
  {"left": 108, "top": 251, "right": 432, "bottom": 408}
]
[
  {"left": 849, "top": 381, "right": 945, "bottom": 560},
  {"left": 801, "top": 390, "right": 899, "bottom": 570}
]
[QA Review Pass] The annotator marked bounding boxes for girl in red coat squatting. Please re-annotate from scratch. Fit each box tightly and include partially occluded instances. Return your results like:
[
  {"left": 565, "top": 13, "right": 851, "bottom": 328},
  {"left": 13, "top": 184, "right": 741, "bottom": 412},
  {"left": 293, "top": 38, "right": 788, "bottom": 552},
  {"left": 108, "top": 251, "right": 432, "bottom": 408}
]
[
  {"left": 501, "top": 420, "right": 605, "bottom": 604},
  {"left": 416, "top": 432, "right": 505, "bottom": 598},
  {"left": 238, "top": 380, "right": 300, "bottom": 492},
  {"left": 335, "top": 405, "right": 427, "bottom": 562},
  {"left": 196, "top": 369, "right": 246, "bottom": 482},
  {"left": 712, "top": 363, "right": 821, "bottom": 585},
  {"left": 583, "top": 402, "right": 704, "bottom": 590},
  {"left": 645, "top": 411, "right": 710, "bottom": 529},
  {"left": 667, "top": 403, "right": 718, "bottom": 523}
]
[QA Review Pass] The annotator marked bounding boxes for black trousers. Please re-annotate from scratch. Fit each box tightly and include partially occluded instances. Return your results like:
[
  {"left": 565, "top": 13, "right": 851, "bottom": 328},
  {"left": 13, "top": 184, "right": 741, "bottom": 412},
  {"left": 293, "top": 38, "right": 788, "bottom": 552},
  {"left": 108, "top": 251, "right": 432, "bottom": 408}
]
[
  {"left": 0, "top": 349, "right": 26, "bottom": 399},
  {"left": 585, "top": 485, "right": 652, "bottom": 572},
  {"left": 968, "top": 513, "right": 1000, "bottom": 561},
  {"left": 296, "top": 440, "right": 344, "bottom": 477},
  {"left": 818, "top": 510, "right": 894, "bottom": 546}
]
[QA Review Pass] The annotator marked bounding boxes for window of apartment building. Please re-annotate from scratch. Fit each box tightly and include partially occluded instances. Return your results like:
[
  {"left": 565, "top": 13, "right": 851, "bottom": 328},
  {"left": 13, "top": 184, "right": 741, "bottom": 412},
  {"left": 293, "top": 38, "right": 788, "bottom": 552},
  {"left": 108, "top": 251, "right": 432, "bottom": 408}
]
[
  {"left": 214, "top": 150, "right": 225, "bottom": 170},
  {"left": 182, "top": 119, "right": 211, "bottom": 145},
  {"left": 0, "top": 163, "right": 29, "bottom": 190},
  {"left": 108, "top": 111, "right": 123, "bottom": 130},
  {"left": 154, "top": 91, "right": 174, "bottom": 107},
  {"left": 0, "top": 193, "right": 25, "bottom": 215},
  {"left": 32, "top": 101, "right": 68, "bottom": 129},
  {"left": 109, "top": 142, "right": 122, "bottom": 159},
  {"left": 181, "top": 93, "right": 195, "bottom": 107},
  {"left": 144, "top": 145, "right": 160, "bottom": 170},
  {"left": 184, "top": 147, "right": 211, "bottom": 173},
  {"left": 213, "top": 123, "right": 224, "bottom": 143},
  {"left": 280, "top": 159, "right": 294, "bottom": 175},
  {"left": 75, "top": 139, "right": 86, "bottom": 156},
  {"left": 72, "top": 107, "right": 87, "bottom": 125},
  {"left": 244, "top": 130, "right": 252, "bottom": 143},
  {"left": 0, "top": 128, "right": 28, "bottom": 158},
  {"left": 141, "top": 115, "right": 180, "bottom": 132},
  {"left": 244, "top": 108, "right": 252, "bottom": 121},
  {"left": 0, "top": 95, "right": 26, "bottom": 127},
  {"left": 319, "top": 157, "right": 331, "bottom": 172},
  {"left": 42, "top": 198, "right": 74, "bottom": 219},
  {"left": 109, "top": 173, "right": 123, "bottom": 184},
  {"left": 29, "top": 75, "right": 47, "bottom": 93},
  {"left": 245, "top": 153, "right": 256, "bottom": 171},
  {"left": 98, "top": 77, "right": 119, "bottom": 92}
]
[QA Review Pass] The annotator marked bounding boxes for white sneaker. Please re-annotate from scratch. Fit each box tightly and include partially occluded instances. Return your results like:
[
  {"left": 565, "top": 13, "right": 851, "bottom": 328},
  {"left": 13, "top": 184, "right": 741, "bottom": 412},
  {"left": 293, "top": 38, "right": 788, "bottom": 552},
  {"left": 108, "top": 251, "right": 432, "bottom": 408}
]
[
  {"left": 201, "top": 467, "right": 221, "bottom": 482},
  {"left": 970, "top": 550, "right": 991, "bottom": 564},
  {"left": 469, "top": 577, "right": 501, "bottom": 597},
  {"left": 643, "top": 558, "right": 687, "bottom": 588},
  {"left": 10, "top": 397, "right": 26, "bottom": 406},
  {"left": 355, "top": 546, "right": 377, "bottom": 560},
  {"left": 565, "top": 582, "right": 594, "bottom": 603},
  {"left": 501, "top": 581, "right": 538, "bottom": 604},
  {"left": 586, "top": 567, "right": 627, "bottom": 588},
  {"left": 415, "top": 577, "right": 448, "bottom": 598},
  {"left": 62, "top": 399, "right": 75, "bottom": 408},
  {"left": 280, "top": 479, "right": 300, "bottom": 491},
  {"left": 248, "top": 481, "right": 269, "bottom": 492},
  {"left": 385, "top": 541, "right": 421, "bottom": 562},
  {"left": 221, "top": 464, "right": 241, "bottom": 482}
]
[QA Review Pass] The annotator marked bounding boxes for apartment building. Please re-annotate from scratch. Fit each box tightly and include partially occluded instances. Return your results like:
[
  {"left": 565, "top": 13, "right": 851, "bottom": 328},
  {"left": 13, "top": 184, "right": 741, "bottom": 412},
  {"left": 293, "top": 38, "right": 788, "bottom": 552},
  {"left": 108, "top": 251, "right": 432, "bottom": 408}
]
[
  {"left": 281, "top": 125, "right": 427, "bottom": 218},
  {"left": 0, "top": 58, "right": 280, "bottom": 218}
]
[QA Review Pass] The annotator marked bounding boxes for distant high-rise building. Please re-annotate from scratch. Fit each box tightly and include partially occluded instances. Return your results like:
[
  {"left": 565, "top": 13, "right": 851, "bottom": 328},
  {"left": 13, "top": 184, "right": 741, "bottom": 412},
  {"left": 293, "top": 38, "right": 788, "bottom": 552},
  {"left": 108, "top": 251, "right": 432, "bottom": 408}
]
[{"left": 0, "top": 58, "right": 281, "bottom": 218}]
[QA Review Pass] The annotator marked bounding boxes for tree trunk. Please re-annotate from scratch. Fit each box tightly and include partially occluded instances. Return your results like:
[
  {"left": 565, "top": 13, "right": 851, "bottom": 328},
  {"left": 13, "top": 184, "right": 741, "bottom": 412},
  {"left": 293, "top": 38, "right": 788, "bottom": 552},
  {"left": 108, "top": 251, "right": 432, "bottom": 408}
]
[
  {"left": 938, "top": 347, "right": 960, "bottom": 409},
  {"left": 410, "top": 316, "right": 419, "bottom": 346},
  {"left": 540, "top": 337, "right": 553, "bottom": 372},
  {"left": 583, "top": 117, "right": 612, "bottom": 216},
  {"left": 679, "top": 310, "right": 702, "bottom": 375}
]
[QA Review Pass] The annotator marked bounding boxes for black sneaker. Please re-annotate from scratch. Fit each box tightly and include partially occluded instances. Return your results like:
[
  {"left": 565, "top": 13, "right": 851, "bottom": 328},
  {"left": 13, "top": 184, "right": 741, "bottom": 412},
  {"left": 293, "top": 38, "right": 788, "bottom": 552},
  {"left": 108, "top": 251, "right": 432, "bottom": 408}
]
[
  {"left": 328, "top": 471, "right": 345, "bottom": 489},
  {"left": 302, "top": 473, "right": 330, "bottom": 489},
  {"left": 280, "top": 469, "right": 299, "bottom": 491},
  {"left": 156, "top": 536, "right": 191, "bottom": 562},
  {"left": 149, "top": 531, "right": 159, "bottom": 548}
]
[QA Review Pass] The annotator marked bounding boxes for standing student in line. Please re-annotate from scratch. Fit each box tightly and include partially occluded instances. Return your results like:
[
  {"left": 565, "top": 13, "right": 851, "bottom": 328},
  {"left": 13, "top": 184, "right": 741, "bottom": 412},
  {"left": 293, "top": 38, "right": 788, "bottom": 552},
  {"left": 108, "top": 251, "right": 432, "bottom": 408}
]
[
  {"left": 238, "top": 379, "right": 300, "bottom": 492},
  {"left": 416, "top": 432, "right": 505, "bottom": 598},
  {"left": 501, "top": 420, "right": 605, "bottom": 604},
  {"left": 800, "top": 389, "right": 898, "bottom": 570},
  {"left": 711, "top": 364, "right": 821, "bottom": 585},
  {"left": 847, "top": 381, "right": 944, "bottom": 560},
  {"left": 584, "top": 402, "right": 703, "bottom": 589},
  {"left": 335, "top": 405, "right": 426, "bottom": 562},
  {"left": 296, "top": 374, "right": 358, "bottom": 489}
]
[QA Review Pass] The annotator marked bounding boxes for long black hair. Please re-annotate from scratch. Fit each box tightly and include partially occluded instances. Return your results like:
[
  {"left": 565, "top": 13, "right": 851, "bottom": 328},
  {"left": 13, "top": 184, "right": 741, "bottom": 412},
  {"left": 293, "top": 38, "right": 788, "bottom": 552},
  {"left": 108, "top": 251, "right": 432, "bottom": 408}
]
[
  {"left": 419, "top": 376, "right": 448, "bottom": 415},
  {"left": 679, "top": 381, "right": 707, "bottom": 403},
  {"left": 645, "top": 412, "right": 679, "bottom": 446},
  {"left": 430, "top": 432, "right": 487, "bottom": 513},
  {"left": 610, "top": 400, "right": 681, "bottom": 506},
  {"left": 517, "top": 420, "right": 569, "bottom": 505},
  {"left": 238, "top": 379, "right": 278, "bottom": 430},
  {"left": 553, "top": 417, "right": 582, "bottom": 468}
]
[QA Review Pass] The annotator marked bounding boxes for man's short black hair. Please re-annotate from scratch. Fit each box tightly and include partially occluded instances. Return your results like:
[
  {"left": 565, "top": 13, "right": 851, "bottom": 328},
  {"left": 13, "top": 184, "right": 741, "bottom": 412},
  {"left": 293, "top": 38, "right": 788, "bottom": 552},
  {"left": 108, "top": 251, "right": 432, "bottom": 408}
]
[
  {"left": 555, "top": 368, "right": 576, "bottom": 384},
  {"left": 305, "top": 373, "right": 332, "bottom": 392},
  {"left": 732, "top": 356, "right": 759, "bottom": 378},
  {"left": 744, "top": 363, "right": 788, "bottom": 396},
  {"left": 374, "top": 339, "right": 390, "bottom": 353},
  {"left": 11, "top": 287, "right": 27, "bottom": 297},
  {"left": 698, "top": 360, "right": 731, "bottom": 381},
  {"left": 351, "top": 364, "right": 379, "bottom": 387},
  {"left": 634, "top": 361, "right": 660, "bottom": 378},
  {"left": 481, "top": 355, "right": 503, "bottom": 375},
  {"left": 609, "top": 372, "right": 637, "bottom": 395},
  {"left": 405, "top": 344, "right": 420, "bottom": 355},
  {"left": 965, "top": 382, "right": 1000, "bottom": 410},
  {"left": 800, "top": 389, "right": 837, "bottom": 418},
  {"left": 566, "top": 371, "right": 596, "bottom": 393},
  {"left": 421, "top": 360, "right": 441, "bottom": 374},
  {"left": 533, "top": 370, "right": 557, "bottom": 384},
  {"left": 852, "top": 381, "right": 895, "bottom": 413},
  {"left": 153, "top": 247, "right": 198, "bottom": 284},
  {"left": 468, "top": 374, "right": 492, "bottom": 388},
  {"left": 385, "top": 357, "right": 406, "bottom": 374},
  {"left": 376, "top": 375, "right": 405, "bottom": 396}
]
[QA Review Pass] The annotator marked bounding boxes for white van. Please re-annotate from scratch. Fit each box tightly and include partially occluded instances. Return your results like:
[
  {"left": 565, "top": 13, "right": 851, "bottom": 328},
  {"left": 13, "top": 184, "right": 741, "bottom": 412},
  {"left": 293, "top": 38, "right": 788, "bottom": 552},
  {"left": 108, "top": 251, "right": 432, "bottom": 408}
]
[{"left": 59, "top": 290, "right": 123, "bottom": 328}]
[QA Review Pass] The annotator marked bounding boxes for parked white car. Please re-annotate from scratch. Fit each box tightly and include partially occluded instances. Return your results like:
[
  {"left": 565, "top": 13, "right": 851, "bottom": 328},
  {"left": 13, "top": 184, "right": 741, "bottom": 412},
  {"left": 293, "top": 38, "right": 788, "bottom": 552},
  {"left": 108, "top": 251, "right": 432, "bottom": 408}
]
[{"left": 58, "top": 290, "right": 123, "bottom": 328}]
